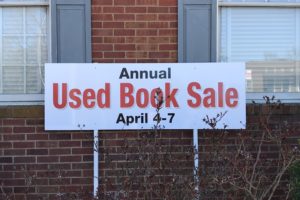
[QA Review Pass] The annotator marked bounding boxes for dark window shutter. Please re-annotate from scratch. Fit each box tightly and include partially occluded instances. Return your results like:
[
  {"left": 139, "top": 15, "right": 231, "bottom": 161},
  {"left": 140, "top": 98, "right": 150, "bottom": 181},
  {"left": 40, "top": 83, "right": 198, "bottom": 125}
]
[
  {"left": 178, "top": 0, "right": 217, "bottom": 62},
  {"left": 51, "top": 0, "right": 91, "bottom": 63}
]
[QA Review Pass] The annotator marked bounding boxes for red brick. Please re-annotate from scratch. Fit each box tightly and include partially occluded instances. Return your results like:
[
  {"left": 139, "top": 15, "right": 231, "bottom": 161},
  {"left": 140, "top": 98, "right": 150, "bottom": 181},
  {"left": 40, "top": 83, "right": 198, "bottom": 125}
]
[
  {"left": 136, "top": 29, "right": 158, "bottom": 36},
  {"left": 159, "top": 14, "right": 177, "bottom": 21},
  {"left": 114, "top": 14, "right": 135, "bottom": 21},
  {"left": 4, "top": 149, "right": 25, "bottom": 155},
  {"left": 159, "top": 44, "right": 177, "bottom": 50},
  {"left": 103, "top": 6, "right": 125, "bottom": 13},
  {"left": 49, "top": 178, "right": 70, "bottom": 185},
  {"left": 36, "top": 141, "right": 58, "bottom": 148},
  {"left": 14, "top": 187, "right": 36, "bottom": 194},
  {"left": 83, "top": 155, "right": 93, "bottom": 161},
  {"left": 37, "top": 156, "right": 59, "bottom": 163},
  {"left": 114, "top": 44, "right": 136, "bottom": 51},
  {"left": 72, "top": 163, "right": 93, "bottom": 170},
  {"left": 92, "top": 36, "right": 103, "bottom": 43},
  {"left": 37, "top": 186, "right": 59, "bottom": 193},
  {"left": 125, "top": 22, "right": 147, "bottom": 28},
  {"left": 13, "top": 142, "right": 35, "bottom": 148},
  {"left": 72, "top": 132, "right": 94, "bottom": 140},
  {"left": 92, "top": 0, "right": 112, "bottom": 5},
  {"left": 104, "top": 37, "right": 125, "bottom": 43},
  {"left": 114, "top": 29, "right": 135, "bottom": 36},
  {"left": 92, "top": 52, "right": 103, "bottom": 58},
  {"left": 148, "top": 7, "right": 169, "bottom": 13},
  {"left": 148, "top": 37, "right": 169, "bottom": 43},
  {"left": 170, "top": 21, "right": 177, "bottom": 28},
  {"left": 0, "top": 172, "right": 13, "bottom": 178},
  {"left": 49, "top": 133, "right": 71, "bottom": 140},
  {"left": 137, "top": 59, "right": 158, "bottom": 63},
  {"left": 48, "top": 163, "right": 71, "bottom": 170},
  {"left": 104, "top": 140, "right": 126, "bottom": 146},
  {"left": 93, "top": 44, "right": 113, "bottom": 51},
  {"left": 13, "top": 127, "right": 35, "bottom": 133},
  {"left": 72, "top": 148, "right": 93, "bottom": 154},
  {"left": 3, "top": 179, "right": 25, "bottom": 186},
  {"left": 92, "top": 21, "right": 102, "bottom": 28},
  {"left": 71, "top": 178, "right": 92, "bottom": 185},
  {"left": 0, "top": 142, "right": 12, "bottom": 148},
  {"left": 115, "top": 58, "right": 137, "bottom": 63},
  {"left": 159, "top": 29, "right": 177, "bottom": 36},
  {"left": 136, "top": 0, "right": 158, "bottom": 5},
  {"left": 137, "top": 44, "right": 158, "bottom": 51},
  {"left": 103, "top": 22, "right": 124, "bottom": 28},
  {"left": 60, "top": 156, "right": 82, "bottom": 162},
  {"left": 26, "top": 119, "right": 44, "bottom": 126},
  {"left": 126, "top": 51, "right": 148, "bottom": 58},
  {"left": 169, "top": 7, "right": 177, "bottom": 13},
  {"left": 0, "top": 157, "right": 12, "bottom": 163},
  {"left": 49, "top": 148, "right": 71, "bottom": 155},
  {"left": 92, "top": 14, "right": 113, "bottom": 21},
  {"left": 3, "top": 119, "right": 25, "bottom": 126},
  {"left": 82, "top": 170, "right": 93, "bottom": 177},
  {"left": 3, "top": 134, "right": 25, "bottom": 141},
  {"left": 59, "top": 141, "right": 81, "bottom": 147},
  {"left": 14, "top": 156, "right": 36, "bottom": 163},
  {"left": 136, "top": 14, "right": 157, "bottom": 21},
  {"left": 27, "top": 149, "right": 48, "bottom": 155},
  {"left": 0, "top": 127, "right": 13, "bottom": 133},
  {"left": 149, "top": 52, "right": 170, "bottom": 58},
  {"left": 92, "top": 6, "right": 102, "bottom": 13},
  {"left": 92, "top": 29, "right": 113, "bottom": 36},
  {"left": 126, "top": 37, "right": 147, "bottom": 43},
  {"left": 27, "top": 133, "right": 48, "bottom": 140},
  {"left": 159, "top": 0, "right": 176, "bottom": 6},
  {"left": 125, "top": 7, "right": 147, "bottom": 13},
  {"left": 114, "top": 0, "right": 135, "bottom": 5},
  {"left": 148, "top": 22, "right": 169, "bottom": 28},
  {"left": 104, "top": 52, "right": 125, "bottom": 58}
]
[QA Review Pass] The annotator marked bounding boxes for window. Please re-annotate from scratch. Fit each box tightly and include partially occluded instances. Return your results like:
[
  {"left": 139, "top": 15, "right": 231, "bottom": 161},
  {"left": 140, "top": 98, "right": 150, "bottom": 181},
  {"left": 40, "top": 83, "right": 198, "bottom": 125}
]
[
  {"left": 0, "top": 0, "right": 49, "bottom": 104},
  {"left": 219, "top": 1, "right": 300, "bottom": 97},
  {"left": 219, "top": 1, "right": 300, "bottom": 99},
  {"left": 179, "top": 0, "right": 300, "bottom": 102}
]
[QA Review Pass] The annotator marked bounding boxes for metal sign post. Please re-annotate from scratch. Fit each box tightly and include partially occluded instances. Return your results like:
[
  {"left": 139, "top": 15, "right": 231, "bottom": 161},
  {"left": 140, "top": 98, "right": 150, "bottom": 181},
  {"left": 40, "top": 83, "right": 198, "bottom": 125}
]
[
  {"left": 93, "top": 130, "right": 99, "bottom": 197},
  {"left": 193, "top": 129, "right": 199, "bottom": 197}
]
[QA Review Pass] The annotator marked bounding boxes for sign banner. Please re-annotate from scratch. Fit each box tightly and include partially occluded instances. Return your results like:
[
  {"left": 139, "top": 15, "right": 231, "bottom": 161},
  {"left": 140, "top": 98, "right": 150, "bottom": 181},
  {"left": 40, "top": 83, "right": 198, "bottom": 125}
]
[{"left": 45, "top": 63, "right": 245, "bottom": 130}]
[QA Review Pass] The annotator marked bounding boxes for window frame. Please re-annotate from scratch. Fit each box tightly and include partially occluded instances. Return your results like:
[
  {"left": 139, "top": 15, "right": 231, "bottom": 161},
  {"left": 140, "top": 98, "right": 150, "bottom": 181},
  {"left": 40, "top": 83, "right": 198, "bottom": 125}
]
[
  {"left": 217, "top": 1, "right": 300, "bottom": 103},
  {"left": 0, "top": 0, "right": 50, "bottom": 105}
]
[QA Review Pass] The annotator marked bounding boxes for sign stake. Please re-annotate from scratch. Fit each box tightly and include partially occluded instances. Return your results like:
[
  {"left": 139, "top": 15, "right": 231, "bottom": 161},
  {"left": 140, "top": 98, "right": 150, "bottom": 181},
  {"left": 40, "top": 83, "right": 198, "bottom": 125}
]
[
  {"left": 93, "top": 130, "right": 99, "bottom": 197},
  {"left": 193, "top": 129, "right": 199, "bottom": 198}
]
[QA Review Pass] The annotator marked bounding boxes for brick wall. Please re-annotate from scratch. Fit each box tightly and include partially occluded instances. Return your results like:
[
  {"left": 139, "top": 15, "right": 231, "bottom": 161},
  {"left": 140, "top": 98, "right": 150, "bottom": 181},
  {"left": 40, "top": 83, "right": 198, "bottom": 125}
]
[
  {"left": 91, "top": 0, "right": 178, "bottom": 63},
  {"left": 0, "top": 107, "right": 94, "bottom": 199},
  {"left": 1, "top": 0, "right": 299, "bottom": 199}
]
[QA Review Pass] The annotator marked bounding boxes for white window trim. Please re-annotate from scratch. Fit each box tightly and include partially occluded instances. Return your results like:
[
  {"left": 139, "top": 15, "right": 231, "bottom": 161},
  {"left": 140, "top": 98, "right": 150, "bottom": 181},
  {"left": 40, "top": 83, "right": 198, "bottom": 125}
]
[
  {"left": 219, "top": 1, "right": 300, "bottom": 8},
  {"left": 0, "top": 1, "right": 50, "bottom": 106},
  {"left": 0, "top": 1, "right": 49, "bottom": 7},
  {"left": 217, "top": 1, "right": 300, "bottom": 103}
]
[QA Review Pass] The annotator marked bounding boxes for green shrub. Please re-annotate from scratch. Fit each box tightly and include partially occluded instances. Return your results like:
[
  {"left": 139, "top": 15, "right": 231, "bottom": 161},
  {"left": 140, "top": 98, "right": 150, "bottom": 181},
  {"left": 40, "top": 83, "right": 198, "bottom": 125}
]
[{"left": 290, "top": 160, "right": 300, "bottom": 200}]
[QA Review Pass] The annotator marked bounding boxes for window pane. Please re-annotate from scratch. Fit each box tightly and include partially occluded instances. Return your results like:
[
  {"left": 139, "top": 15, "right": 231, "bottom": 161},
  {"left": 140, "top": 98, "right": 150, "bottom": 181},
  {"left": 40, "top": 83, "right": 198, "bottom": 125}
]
[
  {"left": 26, "top": 36, "right": 48, "bottom": 65},
  {"left": 220, "top": 7, "right": 300, "bottom": 93},
  {"left": 0, "top": 6, "right": 48, "bottom": 95},
  {"left": 3, "top": 66, "right": 24, "bottom": 94},
  {"left": 3, "top": 8, "right": 23, "bottom": 34},
  {"left": 26, "top": 7, "right": 47, "bottom": 34},
  {"left": 3, "top": 36, "right": 24, "bottom": 66},
  {"left": 26, "top": 65, "right": 43, "bottom": 94}
]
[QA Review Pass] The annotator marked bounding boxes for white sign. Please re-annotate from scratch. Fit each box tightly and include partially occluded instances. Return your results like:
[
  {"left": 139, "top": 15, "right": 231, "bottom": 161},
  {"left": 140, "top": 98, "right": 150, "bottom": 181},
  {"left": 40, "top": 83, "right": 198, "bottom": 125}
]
[{"left": 45, "top": 63, "right": 245, "bottom": 130}]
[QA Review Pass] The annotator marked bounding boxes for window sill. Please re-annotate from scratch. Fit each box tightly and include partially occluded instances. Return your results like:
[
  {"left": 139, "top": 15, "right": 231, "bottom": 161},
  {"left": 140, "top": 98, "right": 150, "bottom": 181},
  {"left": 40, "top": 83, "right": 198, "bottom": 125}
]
[{"left": 0, "top": 94, "right": 44, "bottom": 106}]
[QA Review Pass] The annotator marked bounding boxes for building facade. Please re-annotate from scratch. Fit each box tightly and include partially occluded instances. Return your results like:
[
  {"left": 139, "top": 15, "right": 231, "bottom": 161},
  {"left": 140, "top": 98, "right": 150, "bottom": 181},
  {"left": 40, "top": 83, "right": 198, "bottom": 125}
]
[{"left": 0, "top": 0, "right": 299, "bottom": 199}]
